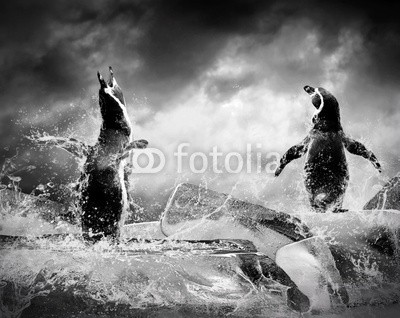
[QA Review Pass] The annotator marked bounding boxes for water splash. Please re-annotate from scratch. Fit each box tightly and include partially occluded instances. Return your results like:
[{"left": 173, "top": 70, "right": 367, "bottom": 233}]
[
  {"left": 1, "top": 143, "right": 400, "bottom": 317},
  {"left": 0, "top": 235, "right": 298, "bottom": 318}
]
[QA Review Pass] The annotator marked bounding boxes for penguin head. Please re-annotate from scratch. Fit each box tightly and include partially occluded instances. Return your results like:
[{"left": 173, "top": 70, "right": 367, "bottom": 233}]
[
  {"left": 303, "top": 85, "right": 341, "bottom": 129},
  {"left": 97, "top": 67, "right": 131, "bottom": 137}
]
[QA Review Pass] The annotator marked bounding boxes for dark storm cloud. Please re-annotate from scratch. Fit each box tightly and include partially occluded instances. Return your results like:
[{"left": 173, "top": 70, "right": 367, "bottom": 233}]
[
  {"left": 1, "top": 0, "right": 400, "bottom": 195},
  {"left": 0, "top": 0, "right": 277, "bottom": 151},
  {"left": 130, "top": 0, "right": 278, "bottom": 105},
  {"left": 320, "top": 1, "right": 400, "bottom": 87},
  {"left": 0, "top": 0, "right": 143, "bottom": 106},
  {"left": 0, "top": 0, "right": 273, "bottom": 118},
  {"left": 1, "top": 0, "right": 400, "bottom": 113}
]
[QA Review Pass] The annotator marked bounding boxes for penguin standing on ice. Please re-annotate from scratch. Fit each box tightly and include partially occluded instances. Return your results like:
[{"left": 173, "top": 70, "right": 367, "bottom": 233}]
[
  {"left": 79, "top": 68, "right": 131, "bottom": 241},
  {"left": 275, "top": 86, "right": 382, "bottom": 212},
  {"left": 79, "top": 67, "right": 148, "bottom": 241},
  {"left": 32, "top": 67, "right": 147, "bottom": 241}
]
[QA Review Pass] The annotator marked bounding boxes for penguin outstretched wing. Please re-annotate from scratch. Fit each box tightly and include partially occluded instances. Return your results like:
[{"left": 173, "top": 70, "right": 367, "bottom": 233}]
[
  {"left": 275, "top": 136, "right": 311, "bottom": 177},
  {"left": 29, "top": 135, "right": 89, "bottom": 159},
  {"left": 342, "top": 135, "right": 382, "bottom": 172},
  {"left": 117, "top": 139, "right": 149, "bottom": 161}
]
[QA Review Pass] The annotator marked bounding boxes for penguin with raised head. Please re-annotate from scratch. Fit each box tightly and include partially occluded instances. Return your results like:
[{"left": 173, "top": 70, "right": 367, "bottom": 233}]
[
  {"left": 79, "top": 67, "right": 148, "bottom": 241},
  {"left": 78, "top": 67, "right": 129, "bottom": 241},
  {"left": 31, "top": 67, "right": 147, "bottom": 241},
  {"left": 275, "top": 86, "right": 382, "bottom": 213}
]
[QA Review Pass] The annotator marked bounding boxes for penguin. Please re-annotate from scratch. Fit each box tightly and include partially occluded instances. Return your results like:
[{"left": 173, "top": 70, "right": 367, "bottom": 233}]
[
  {"left": 274, "top": 86, "right": 382, "bottom": 213},
  {"left": 77, "top": 68, "right": 130, "bottom": 241},
  {"left": 31, "top": 67, "right": 148, "bottom": 241},
  {"left": 79, "top": 67, "right": 150, "bottom": 241}
]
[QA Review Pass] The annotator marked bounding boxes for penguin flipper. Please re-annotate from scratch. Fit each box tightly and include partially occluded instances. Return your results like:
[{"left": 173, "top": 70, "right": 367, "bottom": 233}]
[
  {"left": 30, "top": 136, "right": 89, "bottom": 159},
  {"left": 118, "top": 139, "right": 149, "bottom": 161},
  {"left": 343, "top": 136, "right": 382, "bottom": 172},
  {"left": 132, "top": 139, "right": 149, "bottom": 149},
  {"left": 275, "top": 136, "right": 310, "bottom": 177}
]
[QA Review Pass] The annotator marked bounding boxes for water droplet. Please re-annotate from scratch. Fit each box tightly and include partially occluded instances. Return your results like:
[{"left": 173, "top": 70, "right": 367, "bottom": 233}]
[
  {"left": 372, "top": 184, "right": 383, "bottom": 191},
  {"left": 36, "top": 184, "right": 46, "bottom": 191},
  {"left": 8, "top": 175, "right": 21, "bottom": 182},
  {"left": 315, "top": 193, "right": 326, "bottom": 201}
]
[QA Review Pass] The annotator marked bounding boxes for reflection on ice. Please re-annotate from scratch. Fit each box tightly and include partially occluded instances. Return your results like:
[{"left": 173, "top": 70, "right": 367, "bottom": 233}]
[
  {"left": 0, "top": 235, "right": 295, "bottom": 318},
  {"left": 2, "top": 176, "right": 400, "bottom": 317}
]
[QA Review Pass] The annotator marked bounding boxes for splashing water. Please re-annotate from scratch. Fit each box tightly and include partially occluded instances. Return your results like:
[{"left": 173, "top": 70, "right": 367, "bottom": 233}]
[
  {"left": 1, "top": 136, "right": 400, "bottom": 317},
  {"left": 0, "top": 147, "right": 295, "bottom": 317},
  {"left": 1, "top": 233, "right": 302, "bottom": 318}
]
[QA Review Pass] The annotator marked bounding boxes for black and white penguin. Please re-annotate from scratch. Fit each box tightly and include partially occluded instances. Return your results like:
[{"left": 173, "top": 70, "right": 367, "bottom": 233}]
[
  {"left": 31, "top": 67, "right": 147, "bottom": 241},
  {"left": 275, "top": 86, "right": 382, "bottom": 213},
  {"left": 79, "top": 67, "right": 133, "bottom": 241}
]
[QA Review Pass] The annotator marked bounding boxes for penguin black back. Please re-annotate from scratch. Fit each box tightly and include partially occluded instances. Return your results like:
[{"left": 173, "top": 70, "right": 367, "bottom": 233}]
[
  {"left": 30, "top": 67, "right": 148, "bottom": 241},
  {"left": 80, "top": 67, "right": 133, "bottom": 241},
  {"left": 275, "top": 85, "right": 381, "bottom": 212}
]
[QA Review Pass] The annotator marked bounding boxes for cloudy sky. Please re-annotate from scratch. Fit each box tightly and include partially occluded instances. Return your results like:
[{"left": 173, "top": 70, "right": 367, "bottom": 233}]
[{"left": 1, "top": 0, "right": 399, "bottom": 217}]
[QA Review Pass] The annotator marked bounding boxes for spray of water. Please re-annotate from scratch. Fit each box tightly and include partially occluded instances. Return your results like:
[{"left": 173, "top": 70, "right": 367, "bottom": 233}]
[{"left": 1, "top": 131, "right": 400, "bottom": 317}]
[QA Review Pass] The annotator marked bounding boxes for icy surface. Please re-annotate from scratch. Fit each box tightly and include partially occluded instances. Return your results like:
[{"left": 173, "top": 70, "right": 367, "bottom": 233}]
[{"left": 2, "top": 188, "right": 400, "bottom": 317}]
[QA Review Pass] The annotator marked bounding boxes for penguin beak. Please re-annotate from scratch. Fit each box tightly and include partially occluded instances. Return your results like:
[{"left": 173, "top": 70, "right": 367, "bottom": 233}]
[
  {"left": 108, "top": 66, "right": 117, "bottom": 87},
  {"left": 97, "top": 67, "right": 118, "bottom": 89},
  {"left": 304, "top": 85, "right": 315, "bottom": 95},
  {"left": 97, "top": 71, "right": 107, "bottom": 89}
]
